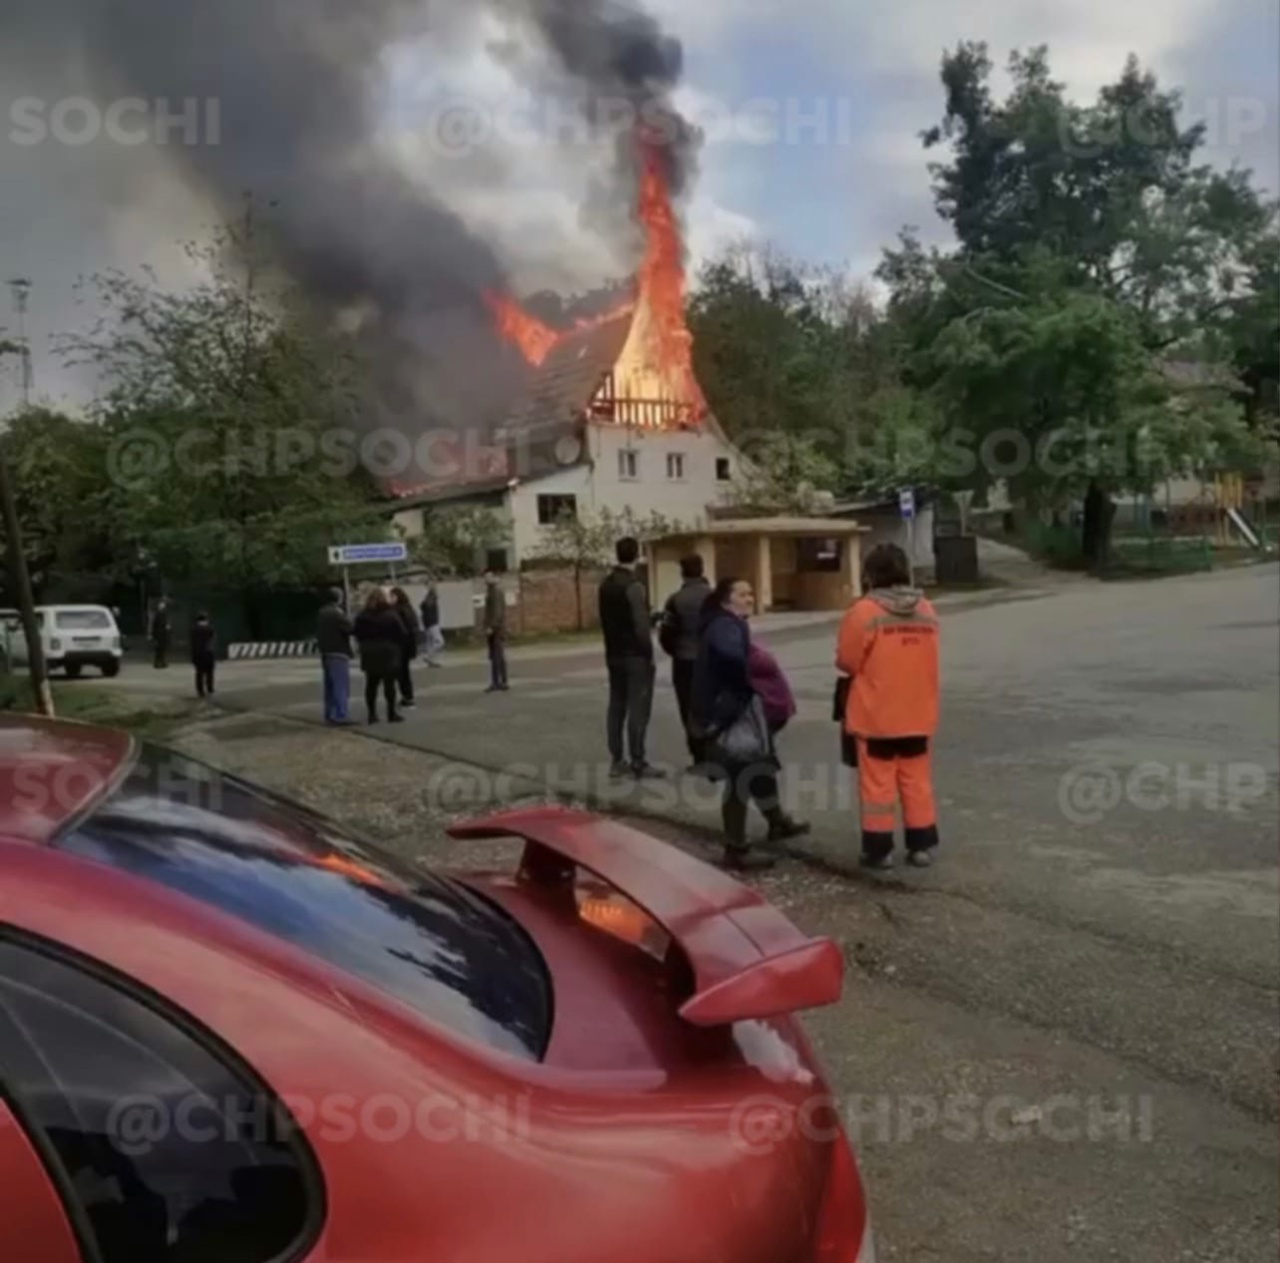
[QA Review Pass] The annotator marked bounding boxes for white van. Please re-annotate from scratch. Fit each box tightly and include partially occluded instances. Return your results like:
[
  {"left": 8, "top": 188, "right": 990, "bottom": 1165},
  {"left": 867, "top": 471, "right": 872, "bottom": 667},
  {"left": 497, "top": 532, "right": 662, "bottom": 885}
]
[{"left": 0, "top": 605, "right": 123, "bottom": 678}]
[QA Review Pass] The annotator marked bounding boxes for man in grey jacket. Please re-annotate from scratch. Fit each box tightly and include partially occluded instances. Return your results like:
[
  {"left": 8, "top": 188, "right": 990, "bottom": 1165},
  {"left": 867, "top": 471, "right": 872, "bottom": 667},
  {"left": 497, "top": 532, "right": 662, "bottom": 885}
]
[
  {"left": 317, "top": 588, "right": 354, "bottom": 724},
  {"left": 660, "top": 554, "right": 711, "bottom": 769}
]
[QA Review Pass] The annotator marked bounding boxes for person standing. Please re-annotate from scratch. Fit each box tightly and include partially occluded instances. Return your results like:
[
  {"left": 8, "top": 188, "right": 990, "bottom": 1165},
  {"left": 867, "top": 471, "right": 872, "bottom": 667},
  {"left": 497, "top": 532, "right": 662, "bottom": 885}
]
[
  {"left": 317, "top": 588, "right": 354, "bottom": 725},
  {"left": 659, "top": 554, "right": 710, "bottom": 771},
  {"left": 482, "top": 569, "right": 509, "bottom": 693},
  {"left": 190, "top": 612, "right": 216, "bottom": 699},
  {"left": 150, "top": 599, "right": 171, "bottom": 669},
  {"left": 691, "top": 577, "right": 807, "bottom": 870},
  {"left": 835, "top": 543, "right": 941, "bottom": 870},
  {"left": 598, "top": 537, "right": 663, "bottom": 779},
  {"left": 420, "top": 581, "right": 444, "bottom": 668},
  {"left": 353, "top": 587, "right": 404, "bottom": 724},
  {"left": 389, "top": 586, "right": 420, "bottom": 708}
]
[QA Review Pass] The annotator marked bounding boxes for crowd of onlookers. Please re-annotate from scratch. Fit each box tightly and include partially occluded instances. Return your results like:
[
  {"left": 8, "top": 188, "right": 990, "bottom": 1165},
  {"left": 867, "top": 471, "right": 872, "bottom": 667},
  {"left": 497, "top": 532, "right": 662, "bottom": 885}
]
[{"left": 166, "top": 537, "right": 941, "bottom": 875}]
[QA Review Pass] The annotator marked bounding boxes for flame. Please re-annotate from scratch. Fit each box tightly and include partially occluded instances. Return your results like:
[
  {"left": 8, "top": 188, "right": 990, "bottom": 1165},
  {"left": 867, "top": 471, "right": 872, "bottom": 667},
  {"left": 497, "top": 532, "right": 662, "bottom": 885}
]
[
  {"left": 486, "top": 135, "right": 705, "bottom": 428},
  {"left": 609, "top": 142, "right": 707, "bottom": 422},
  {"left": 484, "top": 293, "right": 561, "bottom": 367}
]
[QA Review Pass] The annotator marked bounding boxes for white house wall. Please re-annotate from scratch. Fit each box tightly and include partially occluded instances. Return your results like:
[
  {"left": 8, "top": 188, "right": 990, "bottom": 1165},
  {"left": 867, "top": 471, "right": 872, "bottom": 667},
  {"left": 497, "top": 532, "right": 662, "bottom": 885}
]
[{"left": 510, "top": 422, "right": 743, "bottom": 560}]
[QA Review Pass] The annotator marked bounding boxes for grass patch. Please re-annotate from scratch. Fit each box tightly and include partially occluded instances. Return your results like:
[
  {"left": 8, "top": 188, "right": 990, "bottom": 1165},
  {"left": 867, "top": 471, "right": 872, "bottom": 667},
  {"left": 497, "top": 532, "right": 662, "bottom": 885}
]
[{"left": 0, "top": 674, "right": 200, "bottom": 737}]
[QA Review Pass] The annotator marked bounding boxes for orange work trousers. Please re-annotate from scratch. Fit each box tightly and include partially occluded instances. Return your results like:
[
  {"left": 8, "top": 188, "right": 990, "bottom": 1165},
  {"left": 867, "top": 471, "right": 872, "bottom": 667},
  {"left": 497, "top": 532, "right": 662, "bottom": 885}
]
[{"left": 856, "top": 739, "right": 938, "bottom": 858}]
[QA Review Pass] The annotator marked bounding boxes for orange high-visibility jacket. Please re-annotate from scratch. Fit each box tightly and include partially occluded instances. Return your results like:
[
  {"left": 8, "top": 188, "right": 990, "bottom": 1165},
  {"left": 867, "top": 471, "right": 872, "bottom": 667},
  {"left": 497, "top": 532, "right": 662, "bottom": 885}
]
[{"left": 836, "top": 586, "right": 940, "bottom": 738}]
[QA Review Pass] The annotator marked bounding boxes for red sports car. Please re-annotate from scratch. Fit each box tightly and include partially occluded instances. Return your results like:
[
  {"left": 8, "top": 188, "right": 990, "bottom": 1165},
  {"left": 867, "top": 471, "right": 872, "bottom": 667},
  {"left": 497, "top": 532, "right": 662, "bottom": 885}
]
[{"left": 0, "top": 714, "right": 874, "bottom": 1262}]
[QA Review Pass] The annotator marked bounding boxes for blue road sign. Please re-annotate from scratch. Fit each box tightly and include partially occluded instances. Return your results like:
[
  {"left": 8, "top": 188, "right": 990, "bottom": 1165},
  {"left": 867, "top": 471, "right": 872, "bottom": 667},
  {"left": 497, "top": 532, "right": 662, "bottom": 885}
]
[
  {"left": 899, "top": 488, "right": 915, "bottom": 520},
  {"left": 328, "top": 542, "right": 408, "bottom": 566}
]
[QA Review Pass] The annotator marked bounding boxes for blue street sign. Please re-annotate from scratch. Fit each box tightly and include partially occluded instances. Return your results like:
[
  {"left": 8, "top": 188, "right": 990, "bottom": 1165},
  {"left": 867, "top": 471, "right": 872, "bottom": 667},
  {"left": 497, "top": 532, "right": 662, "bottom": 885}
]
[
  {"left": 899, "top": 488, "right": 915, "bottom": 520},
  {"left": 328, "top": 542, "right": 408, "bottom": 566}
]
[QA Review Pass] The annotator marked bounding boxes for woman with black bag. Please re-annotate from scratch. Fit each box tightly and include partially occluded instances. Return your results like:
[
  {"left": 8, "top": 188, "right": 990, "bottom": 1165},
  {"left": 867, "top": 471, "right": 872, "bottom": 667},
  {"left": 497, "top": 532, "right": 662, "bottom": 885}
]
[{"left": 690, "top": 577, "right": 808, "bottom": 871}]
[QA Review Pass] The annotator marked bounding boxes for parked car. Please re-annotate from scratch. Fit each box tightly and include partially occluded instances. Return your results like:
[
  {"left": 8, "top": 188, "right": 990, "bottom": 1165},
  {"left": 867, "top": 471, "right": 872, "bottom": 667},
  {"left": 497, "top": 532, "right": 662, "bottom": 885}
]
[
  {"left": 0, "top": 604, "right": 123, "bottom": 677},
  {"left": 0, "top": 715, "right": 874, "bottom": 1262}
]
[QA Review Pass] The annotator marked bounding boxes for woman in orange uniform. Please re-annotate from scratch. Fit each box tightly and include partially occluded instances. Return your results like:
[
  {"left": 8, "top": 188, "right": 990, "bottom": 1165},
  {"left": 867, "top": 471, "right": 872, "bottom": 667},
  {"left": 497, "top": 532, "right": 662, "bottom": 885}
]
[{"left": 836, "top": 543, "right": 940, "bottom": 869}]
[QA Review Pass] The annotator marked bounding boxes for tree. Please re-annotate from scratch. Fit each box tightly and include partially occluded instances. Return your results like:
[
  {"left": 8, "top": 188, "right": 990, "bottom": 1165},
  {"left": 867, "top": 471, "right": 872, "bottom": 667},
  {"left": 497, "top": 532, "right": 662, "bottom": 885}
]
[
  {"left": 877, "top": 43, "right": 1273, "bottom": 562},
  {"left": 409, "top": 505, "right": 510, "bottom": 577},
  {"left": 59, "top": 214, "right": 384, "bottom": 630},
  {"left": 0, "top": 408, "right": 111, "bottom": 597},
  {"left": 531, "top": 506, "right": 681, "bottom": 629},
  {"left": 723, "top": 432, "right": 843, "bottom": 513}
]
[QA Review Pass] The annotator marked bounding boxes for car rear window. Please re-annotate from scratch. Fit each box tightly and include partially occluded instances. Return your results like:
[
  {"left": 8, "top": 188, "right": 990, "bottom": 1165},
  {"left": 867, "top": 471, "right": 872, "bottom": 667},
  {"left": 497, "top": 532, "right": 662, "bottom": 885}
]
[
  {"left": 54, "top": 610, "right": 112, "bottom": 630},
  {"left": 53, "top": 745, "right": 552, "bottom": 1061}
]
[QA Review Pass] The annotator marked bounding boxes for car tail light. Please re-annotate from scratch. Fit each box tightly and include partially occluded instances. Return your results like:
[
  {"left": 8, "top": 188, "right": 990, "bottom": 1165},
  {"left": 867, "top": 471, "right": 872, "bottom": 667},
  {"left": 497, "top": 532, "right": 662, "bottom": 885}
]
[
  {"left": 813, "top": 1127, "right": 872, "bottom": 1261},
  {"left": 576, "top": 887, "right": 670, "bottom": 959}
]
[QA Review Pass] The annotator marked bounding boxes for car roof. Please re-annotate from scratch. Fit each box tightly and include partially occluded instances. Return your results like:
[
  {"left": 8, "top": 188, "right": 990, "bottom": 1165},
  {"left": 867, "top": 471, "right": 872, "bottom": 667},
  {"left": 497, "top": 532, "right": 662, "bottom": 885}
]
[{"left": 0, "top": 715, "right": 134, "bottom": 843}]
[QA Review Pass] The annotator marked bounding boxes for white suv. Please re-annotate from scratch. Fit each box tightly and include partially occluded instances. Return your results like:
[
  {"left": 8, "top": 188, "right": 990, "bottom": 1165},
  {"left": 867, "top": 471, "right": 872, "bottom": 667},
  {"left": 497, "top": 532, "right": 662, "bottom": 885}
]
[{"left": 0, "top": 605, "right": 123, "bottom": 678}]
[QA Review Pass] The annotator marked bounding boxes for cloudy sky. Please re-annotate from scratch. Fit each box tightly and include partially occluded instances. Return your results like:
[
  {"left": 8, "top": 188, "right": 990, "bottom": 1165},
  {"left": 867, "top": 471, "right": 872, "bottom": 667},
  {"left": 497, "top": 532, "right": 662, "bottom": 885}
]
[{"left": 1, "top": 0, "right": 1276, "bottom": 412}]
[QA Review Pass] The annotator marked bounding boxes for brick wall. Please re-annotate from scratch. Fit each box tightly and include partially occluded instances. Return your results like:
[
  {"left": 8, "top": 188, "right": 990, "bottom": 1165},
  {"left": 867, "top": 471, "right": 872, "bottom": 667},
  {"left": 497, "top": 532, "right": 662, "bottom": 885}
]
[{"left": 506, "top": 566, "right": 607, "bottom": 636}]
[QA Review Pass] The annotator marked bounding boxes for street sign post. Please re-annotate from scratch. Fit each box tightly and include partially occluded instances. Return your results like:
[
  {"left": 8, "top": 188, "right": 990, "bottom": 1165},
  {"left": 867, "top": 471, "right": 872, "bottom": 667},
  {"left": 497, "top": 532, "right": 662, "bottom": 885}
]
[
  {"left": 328, "top": 542, "right": 409, "bottom": 609},
  {"left": 899, "top": 489, "right": 916, "bottom": 585}
]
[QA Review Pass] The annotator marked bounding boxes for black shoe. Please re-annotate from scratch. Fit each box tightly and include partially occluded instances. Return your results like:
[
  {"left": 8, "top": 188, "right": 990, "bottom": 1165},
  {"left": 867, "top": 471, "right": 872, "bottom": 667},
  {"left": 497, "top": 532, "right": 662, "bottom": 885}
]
[
  {"left": 367, "top": 715, "right": 379, "bottom": 725},
  {"left": 608, "top": 760, "right": 630, "bottom": 779},
  {"left": 723, "top": 848, "right": 776, "bottom": 872},
  {"left": 388, "top": 713, "right": 405, "bottom": 724},
  {"left": 632, "top": 763, "right": 666, "bottom": 779},
  {"left": 907, "top": 849, "right": 935, "bottom": 868},
  {"left": 767, "top": 817, "right": 811, "bottom": 844},
  {"left": 860, "top": 852, "right": 894, "bottom": 871},
  {"left": 400, "top": 698, "right": 415, "bottom": 708}
]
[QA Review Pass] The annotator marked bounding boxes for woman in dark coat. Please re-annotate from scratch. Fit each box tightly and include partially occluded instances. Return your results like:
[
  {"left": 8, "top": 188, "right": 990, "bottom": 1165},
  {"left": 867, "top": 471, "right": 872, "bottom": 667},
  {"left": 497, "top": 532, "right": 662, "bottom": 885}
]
[
  {"left": 353, "top": 587, "right": 404, "bottom": 724},
  {"left": 690, "top": 577, "right": 808, "bottom": 870},
  {"left": 389, "top": 586, "right": 421, "bottom": 708}
]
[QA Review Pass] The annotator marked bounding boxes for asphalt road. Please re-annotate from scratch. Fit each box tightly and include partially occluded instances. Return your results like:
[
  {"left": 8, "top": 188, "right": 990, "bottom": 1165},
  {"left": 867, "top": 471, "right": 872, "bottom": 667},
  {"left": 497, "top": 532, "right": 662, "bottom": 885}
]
[{"left": 108, "top": 563, "right": 1280, "bottom": 1260}]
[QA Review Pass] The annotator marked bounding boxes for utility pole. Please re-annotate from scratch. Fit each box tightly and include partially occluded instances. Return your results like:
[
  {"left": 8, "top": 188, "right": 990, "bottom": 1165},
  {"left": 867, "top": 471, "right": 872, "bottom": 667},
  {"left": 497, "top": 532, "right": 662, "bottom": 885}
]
[
  {"left": 0, "top": 332, "right": 52, "bottom": 715},
  {"left": 7, "top": 279, "right": 32, "bottom": 410}
]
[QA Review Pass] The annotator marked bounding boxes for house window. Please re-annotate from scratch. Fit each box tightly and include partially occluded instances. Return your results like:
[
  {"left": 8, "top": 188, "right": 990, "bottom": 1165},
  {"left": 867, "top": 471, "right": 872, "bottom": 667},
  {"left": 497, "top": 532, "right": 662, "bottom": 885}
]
[
  {"left": 618, "top": 449, "right": 639, "bottom": 480},
  {"left": 715, "top": 457, "right": 732, "bottom": 481},
  {"left": 536, "top": 494, "right": 577, "bottom": 525},
  {"left": 666, "top": 453, "right": 686, "bottom": 480},
  {"left": 798, "top": 538, "right": 843, "bottom": 573},
  {"left": 485, "top": 548, "right": 509, "bottom": 574}
]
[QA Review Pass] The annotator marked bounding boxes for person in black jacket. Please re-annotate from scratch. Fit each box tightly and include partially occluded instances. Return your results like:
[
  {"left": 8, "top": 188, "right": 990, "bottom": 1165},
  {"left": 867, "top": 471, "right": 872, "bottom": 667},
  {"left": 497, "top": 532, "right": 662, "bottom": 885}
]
[
  {"left": 598, "top": 537, "right": 663, "bottom": 779},
  {"left": 353, "top": 587, "right": 404, "bottom": 724},
  {"left": 389, "top": 586, "right": 420, "bottom": 708},
  {"left": 420, "top": 581, "right": 444, "bottom": 667},
  {"left": 150, "top": 599, "right": 171, "bottom": 669},
  {"left": 190, "top": 612, "right": 216, "bottom": 698},
  {"left": 317, "top": 588, "right": 354, "bottom": 724},
  {"left": 659, "top": 553, "right": 711, "bottom": 770}
]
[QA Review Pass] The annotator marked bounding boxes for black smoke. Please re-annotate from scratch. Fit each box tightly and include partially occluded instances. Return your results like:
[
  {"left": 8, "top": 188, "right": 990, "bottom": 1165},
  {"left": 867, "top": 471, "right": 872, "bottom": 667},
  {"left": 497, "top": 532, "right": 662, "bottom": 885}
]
[{"left": 0, "top": 0, "right": 696, "bottom": 463}]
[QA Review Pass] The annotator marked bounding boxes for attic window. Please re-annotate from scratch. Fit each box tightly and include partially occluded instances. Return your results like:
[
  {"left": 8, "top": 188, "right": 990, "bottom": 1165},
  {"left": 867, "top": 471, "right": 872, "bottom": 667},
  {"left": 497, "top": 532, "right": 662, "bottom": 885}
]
[{"left": 716, "top": 458, "right": 731, "bottom": 481}]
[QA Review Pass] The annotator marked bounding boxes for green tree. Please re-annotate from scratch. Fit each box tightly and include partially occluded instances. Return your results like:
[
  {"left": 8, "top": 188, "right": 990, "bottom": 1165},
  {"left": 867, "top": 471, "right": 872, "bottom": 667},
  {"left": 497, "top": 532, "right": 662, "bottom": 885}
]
[
  {"left": 59, "top": 216, "right": 384, "bottom": 629},
  {"left": 879, "top": 43, "right": 1272, "bottom": 562},
  {"left": 409, "top": 506, "right": 510, "bottom": 577},
  {"left": 0, "top": 408, "right": 111, "bottom": 597}
]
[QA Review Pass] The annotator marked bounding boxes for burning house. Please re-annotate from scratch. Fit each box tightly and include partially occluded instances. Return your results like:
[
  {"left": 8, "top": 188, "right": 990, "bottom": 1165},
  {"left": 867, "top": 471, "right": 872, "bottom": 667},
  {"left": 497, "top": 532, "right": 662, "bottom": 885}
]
[{"left": 389, "top": 143, "right": 748, "bottom": 567}]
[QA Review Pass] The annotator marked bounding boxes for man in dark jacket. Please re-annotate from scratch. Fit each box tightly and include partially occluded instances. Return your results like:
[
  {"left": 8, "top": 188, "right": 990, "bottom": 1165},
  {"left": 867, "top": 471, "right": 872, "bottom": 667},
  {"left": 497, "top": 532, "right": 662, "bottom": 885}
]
[
  {"left": 598, "top": 537, "right": 663, "bottom": 779},
  {"left": 149, "top": 600, "right": 171, "bottom": 669},
  {"left": 482, "top": 570, "right": 508, "bottom": 693},
  {"left": 660, "top": 554, "right": 710, "bottom": 769},
  {"left": 317, "top": 588, "right": 354, "bottom": 725},
  {"left": 420, "top": 582, "right": 444, "bottom": 667},
  {"left": 190, "top": 613, "right": 216, "bottom": 698}
]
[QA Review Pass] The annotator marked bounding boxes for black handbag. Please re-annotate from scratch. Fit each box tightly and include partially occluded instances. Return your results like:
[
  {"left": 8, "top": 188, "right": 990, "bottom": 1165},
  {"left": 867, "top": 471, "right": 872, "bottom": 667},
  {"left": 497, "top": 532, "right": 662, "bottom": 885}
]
[
  {"left": 832, "top": 675, "right": 851, "bottom": 721},
  {"left": 706, "top": 695, "right": 774, "bottom": 766}
]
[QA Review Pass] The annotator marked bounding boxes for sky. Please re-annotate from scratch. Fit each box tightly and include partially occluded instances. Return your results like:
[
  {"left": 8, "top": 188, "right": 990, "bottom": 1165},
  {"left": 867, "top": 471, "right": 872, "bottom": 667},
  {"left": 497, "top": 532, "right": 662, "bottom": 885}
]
[{"left": 1, "top": 0, "right": 1276, "bottom": 412}]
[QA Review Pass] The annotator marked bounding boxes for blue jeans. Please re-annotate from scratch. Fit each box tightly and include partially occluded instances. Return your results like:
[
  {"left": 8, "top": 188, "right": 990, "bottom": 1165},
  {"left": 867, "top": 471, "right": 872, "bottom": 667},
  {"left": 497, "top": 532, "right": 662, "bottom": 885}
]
[{"left": 322, "top": 654, "right": 351, "bottom": 722}]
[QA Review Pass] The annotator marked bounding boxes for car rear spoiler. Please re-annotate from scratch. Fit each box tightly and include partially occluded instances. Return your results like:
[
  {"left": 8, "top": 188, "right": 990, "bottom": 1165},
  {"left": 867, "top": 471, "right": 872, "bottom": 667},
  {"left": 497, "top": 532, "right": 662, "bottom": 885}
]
[{"left": 448, "top": 805, "right": 844, "bottom": 1027}]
